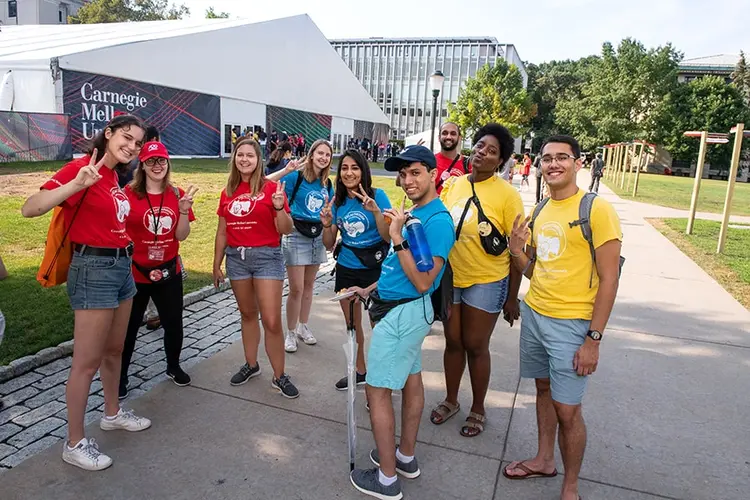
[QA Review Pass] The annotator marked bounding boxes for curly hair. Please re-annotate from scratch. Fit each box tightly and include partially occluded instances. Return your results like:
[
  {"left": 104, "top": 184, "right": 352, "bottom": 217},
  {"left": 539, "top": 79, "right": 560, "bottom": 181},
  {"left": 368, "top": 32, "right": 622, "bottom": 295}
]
[{"left": 472, "top": 123, "right": 515, "bottom": 164}]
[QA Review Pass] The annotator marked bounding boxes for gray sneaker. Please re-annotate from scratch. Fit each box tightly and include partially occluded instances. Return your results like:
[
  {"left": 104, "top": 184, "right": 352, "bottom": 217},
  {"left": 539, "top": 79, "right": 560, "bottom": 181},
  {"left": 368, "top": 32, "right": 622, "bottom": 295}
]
[
  {"left": 370, "top": 447, "right": 421, "bottom": 479},
  {"left": 271, "top": 373, "right": 300, "bottom": 399},
  {"left": 350, "top": 467, "right": 403, "bottom": 500},
  {"left": 230, "top": 363, "right": 261, "bottom": 386}
]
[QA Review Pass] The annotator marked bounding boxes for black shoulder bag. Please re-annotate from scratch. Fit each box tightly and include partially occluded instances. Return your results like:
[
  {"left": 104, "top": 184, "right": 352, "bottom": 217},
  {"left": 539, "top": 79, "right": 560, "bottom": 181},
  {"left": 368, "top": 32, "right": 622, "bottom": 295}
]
[
  {"left": 288, "top": 174, "right": 329, "bottom": 239},
  {"left": 342, "top": 240, "right": 391, "bottom": 269},
  {"left": 454, "top": 178, "right": 508, "bottom": 256}
]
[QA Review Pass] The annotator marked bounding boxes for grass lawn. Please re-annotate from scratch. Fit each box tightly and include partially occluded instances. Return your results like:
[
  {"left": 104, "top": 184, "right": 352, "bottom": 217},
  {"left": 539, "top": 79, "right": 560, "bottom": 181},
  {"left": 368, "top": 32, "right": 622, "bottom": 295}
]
[
  {"left": 649, "top": 218, "right": 750, "bottom": 308},
  {"left": 0, "top": 158, "right": 396, "bottom": 365},
  {"left": 603, "top": 173, "right": 750, "bottom": 216}
]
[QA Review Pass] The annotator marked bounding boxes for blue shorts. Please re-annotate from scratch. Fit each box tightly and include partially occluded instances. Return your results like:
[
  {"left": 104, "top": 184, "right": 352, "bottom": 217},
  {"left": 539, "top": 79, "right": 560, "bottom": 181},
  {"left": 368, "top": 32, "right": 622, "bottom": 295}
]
[
  {"left": 226, "top": 246, "right": 285, "bottom": 281},
  {"left": 366, "top": 298, "right": 432, "bottom": 390},
  {"left": 452, "top": 277, "right": 509, "bottom": 314},
  {"left": 519, "top": 301, "right": 591, "bottom": 405},
  {"left": 67, "top": 253, "right": 136, "bottom": 310},
  {"left": 282, "top": 228, "right": 328, "bottom": 267}
]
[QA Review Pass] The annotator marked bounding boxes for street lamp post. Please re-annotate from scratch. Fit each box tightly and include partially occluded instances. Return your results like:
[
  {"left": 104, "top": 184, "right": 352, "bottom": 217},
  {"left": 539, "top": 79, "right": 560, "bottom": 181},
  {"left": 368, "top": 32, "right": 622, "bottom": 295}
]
[{"left": 429, "top": 70, "right": 445, "bottom": 152}]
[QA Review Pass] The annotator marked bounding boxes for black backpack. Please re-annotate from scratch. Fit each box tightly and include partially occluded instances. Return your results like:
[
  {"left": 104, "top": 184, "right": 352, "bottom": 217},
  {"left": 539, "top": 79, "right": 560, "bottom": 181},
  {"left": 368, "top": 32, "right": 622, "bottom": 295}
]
[{"left": 424, "top": 210, "right": 454, "bottom": 323}]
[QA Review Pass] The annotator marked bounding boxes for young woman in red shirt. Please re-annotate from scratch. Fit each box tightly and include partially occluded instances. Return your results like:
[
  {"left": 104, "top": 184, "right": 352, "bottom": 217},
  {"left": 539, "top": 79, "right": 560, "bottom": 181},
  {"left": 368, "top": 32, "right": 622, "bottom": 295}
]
[
  {"left": 212, "top": 138, "right": 300, "bottom": 398},
  {"left": 119, "top": 141, "right": 197, "bottom": 400},
  {"left": 21, "top": 114, "right": 152, "bottom": 472}
]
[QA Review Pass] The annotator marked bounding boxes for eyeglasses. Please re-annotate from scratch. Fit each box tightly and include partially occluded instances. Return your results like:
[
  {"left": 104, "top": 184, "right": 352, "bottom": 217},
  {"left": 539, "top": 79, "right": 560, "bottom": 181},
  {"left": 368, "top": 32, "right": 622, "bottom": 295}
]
[
  {"left": 540, "top": 153, "right": 578, "bottom": 166},
  {"left": 145, "top": 158, "right": 168, "bottom": 167}
]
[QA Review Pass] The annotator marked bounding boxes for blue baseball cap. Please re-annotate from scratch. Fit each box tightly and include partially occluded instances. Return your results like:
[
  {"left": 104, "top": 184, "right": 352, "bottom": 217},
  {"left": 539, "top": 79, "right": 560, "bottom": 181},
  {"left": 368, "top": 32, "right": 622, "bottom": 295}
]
[{"left": 384, "top": 144, "right": 436, "bottom": 172}]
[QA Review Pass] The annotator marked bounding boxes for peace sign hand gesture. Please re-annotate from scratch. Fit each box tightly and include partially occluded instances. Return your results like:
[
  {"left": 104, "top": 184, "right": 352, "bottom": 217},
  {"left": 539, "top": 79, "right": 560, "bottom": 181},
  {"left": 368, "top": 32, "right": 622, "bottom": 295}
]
[
  {"left": 509, "top": 214, "right": 531, "bottom": 256},
  {"left": 319, "top": 194, "right": 334, "bottom": 227},
  {"left": 74, "top": 148, "right": 106, "bottom": 189},
  {"left": 285, "top": 155, "right": 307, "bottom": 173},
  {"left": 352, "top": 184, "right": 380, "bottom": 213},
  {"left": 179, "top": 185, "right": 199, "bottom": 214},
  {"left": 383, "top": 195, "right": 408, "bottom": 241},
  {"left": 272, "top": 181, "right": 287, "bottom": 210}
]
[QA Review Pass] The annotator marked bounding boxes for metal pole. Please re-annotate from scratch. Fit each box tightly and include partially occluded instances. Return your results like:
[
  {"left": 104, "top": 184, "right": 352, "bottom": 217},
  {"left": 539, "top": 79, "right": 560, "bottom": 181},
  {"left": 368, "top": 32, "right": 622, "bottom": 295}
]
[
  {"left": 686, "top": 131, "right": 708, "bottom": 235},
  {"left": 717, "top": 123, "right": 745, "bottom": 253},
  {"left": 429, "top": 90, "right": 439, "bottom": 152},
  {"left": 633, "top": 143, "right": 645, "bottom": 197}
]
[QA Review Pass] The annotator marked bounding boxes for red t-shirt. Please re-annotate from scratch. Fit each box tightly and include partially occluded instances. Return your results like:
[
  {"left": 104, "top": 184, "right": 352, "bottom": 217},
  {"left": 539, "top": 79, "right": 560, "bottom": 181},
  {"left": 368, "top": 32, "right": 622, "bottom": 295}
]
[
  {"left": 124, "top": 185, "right": 196, "bottom": 284},
  {"left": 217, "top": 180, "right": 290, "bottom": 248},
  {"left": 521, "top": 158, "right": 532, "bottom": 176},
  {"left": 40, "top": 156, "right": 131, "bottom": 248},
  {"left": 435, "top": 152, "right": 471, "bottom": 194}
]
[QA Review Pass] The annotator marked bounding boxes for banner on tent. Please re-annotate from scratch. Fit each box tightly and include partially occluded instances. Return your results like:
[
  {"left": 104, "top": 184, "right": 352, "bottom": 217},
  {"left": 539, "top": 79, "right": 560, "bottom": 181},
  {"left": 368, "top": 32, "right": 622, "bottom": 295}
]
[
  {"left": 63, "top": 70, "right": 220, "bottom": 156},
  {"left": 266, "top": 106, "right": 332, "bottom": 144},
  {"left": 0, "top": 111, "right": 72, "bottom": 162}
]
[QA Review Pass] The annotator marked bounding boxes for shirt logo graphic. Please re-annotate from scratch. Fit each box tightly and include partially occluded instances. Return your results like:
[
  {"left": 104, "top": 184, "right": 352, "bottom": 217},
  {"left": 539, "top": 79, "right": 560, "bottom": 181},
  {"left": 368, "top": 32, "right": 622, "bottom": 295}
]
[
  {"left": 228, "top": 194, "right": 257, "bottom": 217},
  {"left": 305, "top": 191, "right": 326, "bottom": 214},
  {"left": 111, "top": 188, "right": 130, "bottom": 223},
  {"left": 341, "top": 211, "right": 369, "bottom": 238},
  {"left": 143, "top": 207, "right": 176, "bottom": 236},
  {"left": 536, "top": 222, "right": 567, "bottom": 262}
]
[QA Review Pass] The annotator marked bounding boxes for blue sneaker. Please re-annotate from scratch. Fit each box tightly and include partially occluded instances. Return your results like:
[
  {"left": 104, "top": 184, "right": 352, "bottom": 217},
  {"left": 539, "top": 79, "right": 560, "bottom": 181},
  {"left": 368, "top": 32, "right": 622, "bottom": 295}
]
[
  {"left": 370, "top": 447, "right": 421, "bottom": 478},
  {"left": 350, "top": 467, "right": 403, "bottom": 500}
]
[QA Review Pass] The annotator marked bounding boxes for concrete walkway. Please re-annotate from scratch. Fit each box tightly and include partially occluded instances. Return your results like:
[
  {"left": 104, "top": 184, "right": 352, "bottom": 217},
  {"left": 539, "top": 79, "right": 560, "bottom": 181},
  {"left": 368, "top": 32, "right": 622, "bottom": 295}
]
[{"left": 2, "top": 172, "right": 750, "bottom": 500}]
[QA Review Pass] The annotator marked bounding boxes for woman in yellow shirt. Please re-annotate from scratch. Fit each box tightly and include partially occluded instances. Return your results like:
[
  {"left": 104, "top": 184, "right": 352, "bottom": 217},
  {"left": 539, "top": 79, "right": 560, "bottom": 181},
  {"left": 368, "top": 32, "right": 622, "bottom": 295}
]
[{"left": 433, "top": 123, "right": 524, "bottom": 437}]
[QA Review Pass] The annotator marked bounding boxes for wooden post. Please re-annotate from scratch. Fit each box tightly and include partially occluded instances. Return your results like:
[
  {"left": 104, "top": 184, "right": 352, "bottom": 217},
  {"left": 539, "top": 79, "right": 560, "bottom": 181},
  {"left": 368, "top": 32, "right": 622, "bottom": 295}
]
[
  {"left": 686, "top": 131, "right": 709, "bottom": 235},
  {"left": 613, "top": 145, "right": 622, "bottom": 183},
  {"left": 633, "top": 143, "right": 646, "bottom": 197},
  {"left": 626, "top": 143, "right": 638, "bottom": 191},
  {"left": 603, "top": 147, "right": 610, "bottom": 179},
  {"left": 619, "top": 144, "right": 630, "bottom": 189},
  {"left": 717, "top": 123, "right": 745, "bottom": 253}
]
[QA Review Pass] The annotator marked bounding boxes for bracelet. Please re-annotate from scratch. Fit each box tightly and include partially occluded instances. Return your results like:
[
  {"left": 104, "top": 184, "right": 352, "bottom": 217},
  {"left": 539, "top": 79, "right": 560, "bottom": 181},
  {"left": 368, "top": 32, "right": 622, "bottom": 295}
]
[
  {"left": 179, "top": 211, "right": 189, "bottom": 215},
  {"left": 274, "top": 206, "right": 283, "bottom": 211},
  {"left": 323, "top": 223, "right": 332, "bottom": 228},
  {"left": 509, "top": 249, "right": 523, "bottom": 258}
]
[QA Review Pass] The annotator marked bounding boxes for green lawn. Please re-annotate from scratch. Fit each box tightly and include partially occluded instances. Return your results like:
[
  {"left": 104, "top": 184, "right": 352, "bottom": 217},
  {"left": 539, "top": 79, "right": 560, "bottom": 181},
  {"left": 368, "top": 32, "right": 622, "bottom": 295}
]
[
  {"left": 0, "top": 158, "right": 397, "bottom": 364},
  {"left": 650, "top": 218, "right": 750, "bottom": 308},
  {"left": 603, "top": 172, "right": 750, "bottom": 216}
]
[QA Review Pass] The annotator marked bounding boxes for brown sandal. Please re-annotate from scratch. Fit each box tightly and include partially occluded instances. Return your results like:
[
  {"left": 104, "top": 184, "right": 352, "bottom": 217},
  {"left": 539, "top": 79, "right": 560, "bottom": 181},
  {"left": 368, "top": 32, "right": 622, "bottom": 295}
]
[
  {"left": 429, "top": 400, "right": 460, "bottom": 425},
  {"left": 460, "top": 411, "right": 486, "bottom": 437},
  {"left": 502, "top": 461, "right": 558, "bottom": 480}
]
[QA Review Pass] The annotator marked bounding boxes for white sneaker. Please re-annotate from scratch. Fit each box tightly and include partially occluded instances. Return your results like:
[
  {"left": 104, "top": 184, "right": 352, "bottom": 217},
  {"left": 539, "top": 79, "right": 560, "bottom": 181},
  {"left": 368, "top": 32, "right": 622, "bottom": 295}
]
[
  {"left": 100, "top": 408, "right": 152, "bottom": 432},
  {"left": 62, "top": 437, "right": 113, "bottom": 471},
  {"left": 296, "top": 324, "right": 317, "bottom": 345},
  {"left": 284, "top": 330, "right": 298, "bottom": 353}
]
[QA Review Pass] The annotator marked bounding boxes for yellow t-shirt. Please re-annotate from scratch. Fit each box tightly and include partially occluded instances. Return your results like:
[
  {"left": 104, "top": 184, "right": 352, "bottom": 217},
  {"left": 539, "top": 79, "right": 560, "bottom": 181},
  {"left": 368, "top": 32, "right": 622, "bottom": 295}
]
[
  {"left": 440, "top": 175, "right": 524, "bottom": 288},
  {"left": 524, "top": 189, "right": 622, "bottom": 320}
]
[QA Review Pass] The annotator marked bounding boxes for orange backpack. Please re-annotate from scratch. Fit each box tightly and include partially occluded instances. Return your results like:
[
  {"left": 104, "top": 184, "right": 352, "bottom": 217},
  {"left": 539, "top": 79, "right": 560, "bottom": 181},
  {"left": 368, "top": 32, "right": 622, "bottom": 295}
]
[{"left": 37, "top": 190, "right": 88, "bottom": 288}]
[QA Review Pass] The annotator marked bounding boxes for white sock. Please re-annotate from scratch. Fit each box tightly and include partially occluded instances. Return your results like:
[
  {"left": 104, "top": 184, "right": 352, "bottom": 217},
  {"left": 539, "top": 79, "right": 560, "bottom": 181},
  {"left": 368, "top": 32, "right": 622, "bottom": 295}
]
[
  {"left": 396, "top": 448, "right": 414, "bottom": 463},
  {"left": 103, "top": 410, "right": 120, "bottom": 420},
  {"left": 379, "top": 469, "right": 397, "bottom": 486}
]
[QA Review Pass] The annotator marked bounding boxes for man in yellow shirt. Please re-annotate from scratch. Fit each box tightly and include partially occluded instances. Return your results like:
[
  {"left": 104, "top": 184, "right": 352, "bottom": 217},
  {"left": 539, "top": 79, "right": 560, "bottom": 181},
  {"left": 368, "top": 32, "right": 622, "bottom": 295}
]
[{"left": 503, "top": 135, "right": 622, "bottom": 500}]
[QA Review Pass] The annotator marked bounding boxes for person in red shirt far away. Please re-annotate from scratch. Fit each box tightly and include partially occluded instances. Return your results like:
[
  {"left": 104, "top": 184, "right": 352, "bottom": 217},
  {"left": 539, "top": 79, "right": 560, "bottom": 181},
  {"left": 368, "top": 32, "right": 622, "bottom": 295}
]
[
  {"left": 520, "top": 152, "right": 532, "bottom": 191},
  {"left": 434, "top": 122, "right": 471, "bottom": 195},
  {"left": 21, "top": 114, "right": 152, "bottom": 472},
  {"left": 119, "top": 141, "right": 197, "bottom": 400},
  {"left": 212, "top": 138, "right": 301, "bottom": 399}
]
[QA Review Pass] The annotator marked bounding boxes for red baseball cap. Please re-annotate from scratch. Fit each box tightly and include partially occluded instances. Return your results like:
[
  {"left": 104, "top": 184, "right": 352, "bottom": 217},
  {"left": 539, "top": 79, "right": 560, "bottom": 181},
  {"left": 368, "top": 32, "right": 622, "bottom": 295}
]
[{"left": 139, "top": 141, "right": 169, "bottom": 162}]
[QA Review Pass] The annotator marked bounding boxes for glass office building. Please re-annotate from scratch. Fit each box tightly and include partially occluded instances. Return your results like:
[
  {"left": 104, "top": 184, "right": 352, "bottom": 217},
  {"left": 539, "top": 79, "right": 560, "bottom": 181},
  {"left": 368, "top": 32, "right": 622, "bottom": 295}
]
[{"left": 330, "top": 37, "right": 527, "bottom": 140}]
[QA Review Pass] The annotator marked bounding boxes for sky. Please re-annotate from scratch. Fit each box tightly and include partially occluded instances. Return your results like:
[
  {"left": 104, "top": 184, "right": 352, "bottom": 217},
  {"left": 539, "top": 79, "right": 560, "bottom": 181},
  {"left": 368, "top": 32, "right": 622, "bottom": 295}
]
[{"left": 183, "top": 0, "right": 750, "bottom": 64}]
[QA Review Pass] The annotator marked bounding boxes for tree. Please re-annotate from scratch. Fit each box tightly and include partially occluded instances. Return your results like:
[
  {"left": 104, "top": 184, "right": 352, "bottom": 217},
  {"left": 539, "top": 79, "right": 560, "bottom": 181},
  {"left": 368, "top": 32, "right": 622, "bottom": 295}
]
[
  {"left": 731, "top": 51, "right": 750, "bottom": 103},
  {"left": 448, "top": 59, "right": 536, "bottom": 139},
  {"left": 69, "top": 0, "right": 190, "bottom": 23},
  {"left": 205, "top": 6, "right": 230, "bottom": 18}
]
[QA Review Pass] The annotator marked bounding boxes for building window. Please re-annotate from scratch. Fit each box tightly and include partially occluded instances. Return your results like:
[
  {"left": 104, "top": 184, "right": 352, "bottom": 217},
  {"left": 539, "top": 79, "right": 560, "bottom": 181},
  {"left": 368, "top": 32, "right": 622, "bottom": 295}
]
[
  {"left": 8, "top": 0, "right": 17, "bottom": 18},
  {"left": 437, "top": 46, "right": 444, "bottom": 58}
]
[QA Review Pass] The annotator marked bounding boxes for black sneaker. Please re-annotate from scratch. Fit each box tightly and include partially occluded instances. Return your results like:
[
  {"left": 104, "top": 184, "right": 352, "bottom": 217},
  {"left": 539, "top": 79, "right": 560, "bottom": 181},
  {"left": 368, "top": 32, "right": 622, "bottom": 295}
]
[
  {"left": 230, "top": 363, "right": 261, "bottom": 386},
  {"left": 166, "top": 366, "right": 191, "bottom": 387},
  {"left": 118, "top": 381, "right": 130, "bottom": 401},
  {"left": 335, "top": 372, "right": 367, "bottom": 391},
  {"left": 272, "top": 373, "right": 300, "bottom": 399},
  {"left": 350, "top": 467, "right": 403, "bottom": 500},
  {"left": 370, "top": 447, "right": 421, "bottom": 479}
]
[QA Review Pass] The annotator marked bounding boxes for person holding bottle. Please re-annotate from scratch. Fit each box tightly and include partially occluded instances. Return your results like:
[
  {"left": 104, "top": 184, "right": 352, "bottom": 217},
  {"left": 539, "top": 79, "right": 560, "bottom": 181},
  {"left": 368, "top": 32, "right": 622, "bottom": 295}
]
[
  {"left": 213, "top": 138, "right": 300, "bottom": 399},
  {"left": 267, "top": 139, "right": 334, "bottom": 354},
  {"left": 320, "top": 149, "right": 391, "bottom": 391},
  {"left": 119, "top": 141, "right": 197, "bottom": 399},
  {"left": 348, "top": 145, "right": 455, "bottom": 500}
]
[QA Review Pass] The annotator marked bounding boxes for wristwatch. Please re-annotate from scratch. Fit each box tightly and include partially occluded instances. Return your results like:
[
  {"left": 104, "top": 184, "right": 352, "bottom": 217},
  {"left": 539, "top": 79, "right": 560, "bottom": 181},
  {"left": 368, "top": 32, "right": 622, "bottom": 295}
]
[
  {"left": 587, "top": 330, "right": 603, "bottom": 341},
  {"left": 393, "top": 240, "right": 410, "bottom": 252}
]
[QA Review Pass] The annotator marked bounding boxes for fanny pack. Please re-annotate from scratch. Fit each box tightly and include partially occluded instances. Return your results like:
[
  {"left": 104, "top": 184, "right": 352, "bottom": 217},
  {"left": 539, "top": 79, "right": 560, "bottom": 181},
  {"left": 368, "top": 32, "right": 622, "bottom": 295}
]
[
  {"left": 293, "top": 218, "right": 324, "bottom": 239},
  {"left": 133, "top": 256, "right": 178, "bottom": 283},
  {"left": 455, "top": 178, "right": 508, "bottom": 256},
  {"left": 366, "top": 289, "right": 421, "bottom": 324},
  {"left": 341, "top": 240, "right": 390, "bottom": 269}
]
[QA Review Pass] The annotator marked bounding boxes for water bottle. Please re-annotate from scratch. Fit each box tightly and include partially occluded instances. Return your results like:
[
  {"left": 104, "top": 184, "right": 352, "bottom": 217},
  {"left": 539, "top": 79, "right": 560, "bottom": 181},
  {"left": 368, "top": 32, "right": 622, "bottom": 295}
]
[{"left": 405, "top": 215, "right": 434, "bottom": 272}]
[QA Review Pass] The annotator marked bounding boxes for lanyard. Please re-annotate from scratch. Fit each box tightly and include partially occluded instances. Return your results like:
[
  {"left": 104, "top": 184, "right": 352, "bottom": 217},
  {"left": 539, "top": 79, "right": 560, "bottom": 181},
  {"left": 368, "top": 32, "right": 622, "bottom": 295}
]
[{"left": 145, "top": 191, "right": 166, "bottom": 244}]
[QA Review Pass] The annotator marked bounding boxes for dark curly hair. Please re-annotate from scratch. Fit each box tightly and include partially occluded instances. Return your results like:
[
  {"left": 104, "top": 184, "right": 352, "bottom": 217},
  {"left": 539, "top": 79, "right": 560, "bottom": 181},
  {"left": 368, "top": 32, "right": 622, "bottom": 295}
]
[{"left": 472, "top": 123, "right": 515, "bottom": 164}]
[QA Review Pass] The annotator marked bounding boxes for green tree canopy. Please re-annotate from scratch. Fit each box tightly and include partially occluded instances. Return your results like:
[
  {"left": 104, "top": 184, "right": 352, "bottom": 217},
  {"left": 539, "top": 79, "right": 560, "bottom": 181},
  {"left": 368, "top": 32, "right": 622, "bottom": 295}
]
[
  {"left": 205, "top": 6, "right": 230, "bottom": 18},
  {"left": 69, "top": 0, "right": 190, "bottom": 23},
  {"left": 731, "top": 51, "right": 750, "bottom": 104},
  {"left": 448, "top": 59, "right": 536, "bottom": 140}
]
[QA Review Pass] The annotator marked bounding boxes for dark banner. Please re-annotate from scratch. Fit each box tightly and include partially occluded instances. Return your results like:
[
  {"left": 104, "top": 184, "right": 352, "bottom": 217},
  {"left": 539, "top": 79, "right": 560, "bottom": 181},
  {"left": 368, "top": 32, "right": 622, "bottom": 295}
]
[
  {"left": 0, "top": 111, "right": 72, "bottom": 162},
  {"left": 266, "top": 106, "right": 332, "bottom": 143},
  {"left": 63, "top": 70, "right": 220, "bottom": 156}
]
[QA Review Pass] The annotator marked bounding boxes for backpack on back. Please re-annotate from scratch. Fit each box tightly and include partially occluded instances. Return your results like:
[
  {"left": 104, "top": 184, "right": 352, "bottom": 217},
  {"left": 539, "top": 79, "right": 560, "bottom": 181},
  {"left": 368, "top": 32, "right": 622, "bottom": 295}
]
[{"left": 37, "top": 190, "right": 89, "bottom": 288}]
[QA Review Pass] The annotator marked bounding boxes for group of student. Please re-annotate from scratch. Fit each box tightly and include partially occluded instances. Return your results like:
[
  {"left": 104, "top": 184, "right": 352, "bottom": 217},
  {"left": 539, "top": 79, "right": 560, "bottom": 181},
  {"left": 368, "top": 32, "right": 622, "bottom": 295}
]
[{"left": 20, "top": 114, "right": 622, "bottom": 500}]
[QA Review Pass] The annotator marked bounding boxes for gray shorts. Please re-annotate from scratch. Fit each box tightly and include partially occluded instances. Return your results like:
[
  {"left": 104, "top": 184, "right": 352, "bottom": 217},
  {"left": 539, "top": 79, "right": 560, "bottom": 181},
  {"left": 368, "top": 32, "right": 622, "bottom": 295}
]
[
  {"left": 519, "top": 301, "right": 591, "bottom": 405},
  {"left": 281, "top": 229, "right": 328, "bottom": 267},
  {"left": 225, "top": 246, "right": 285, "bottom": 281}
]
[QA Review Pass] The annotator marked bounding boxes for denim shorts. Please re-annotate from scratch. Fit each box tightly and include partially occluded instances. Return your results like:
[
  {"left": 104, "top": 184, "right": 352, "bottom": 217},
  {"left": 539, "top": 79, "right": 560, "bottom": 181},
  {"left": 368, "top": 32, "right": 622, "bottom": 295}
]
[
  {"left": 282, "top": 229, "right": 328, "bottom": 267},
  {"left": 366, "top": 298, "right": 432, "bottom": 390},
  {"left": 452, "top": 277, "right": 509, "bottom": 314},
  {"left": 519, "top": 301, "right": 591, "bottom": 405},
  {"left": 67, "top": 253, "right": 136, "bottom": 310},
  {"left": 225, "top": 246, "right": 285, "bottom": 281}
]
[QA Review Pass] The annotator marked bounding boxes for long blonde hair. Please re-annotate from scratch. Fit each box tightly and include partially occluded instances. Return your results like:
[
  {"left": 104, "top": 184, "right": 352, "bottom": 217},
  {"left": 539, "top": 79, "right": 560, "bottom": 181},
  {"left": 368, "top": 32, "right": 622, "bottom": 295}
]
[
  {"left": 302, "top": 139, "right": 333, "bottom": 184},
  {"left": 129, "top": 158, "right": 173, "bottom": 198},
  {"left": 226, "top": 138, "right": 265, "bottom": 197}
]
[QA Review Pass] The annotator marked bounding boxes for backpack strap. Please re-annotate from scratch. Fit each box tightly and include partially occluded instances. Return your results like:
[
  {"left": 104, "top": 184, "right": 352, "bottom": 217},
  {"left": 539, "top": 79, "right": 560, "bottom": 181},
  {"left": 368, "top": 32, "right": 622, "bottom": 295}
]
[
  {"left": 568, "top": 192, "right": 597, "bottom": 287},
  {"left": 528, "top": 197, "right": 550, "bottom": 236},
  {"left": 288, "top": 172, "right": 305, "bottom": 205}
]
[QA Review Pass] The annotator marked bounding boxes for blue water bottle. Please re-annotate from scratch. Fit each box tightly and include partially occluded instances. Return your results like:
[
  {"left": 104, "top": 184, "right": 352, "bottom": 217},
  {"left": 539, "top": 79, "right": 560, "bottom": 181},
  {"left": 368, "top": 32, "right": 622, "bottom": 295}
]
[{"left": 405, "top": 215, "right": 434, "bottom": 272}]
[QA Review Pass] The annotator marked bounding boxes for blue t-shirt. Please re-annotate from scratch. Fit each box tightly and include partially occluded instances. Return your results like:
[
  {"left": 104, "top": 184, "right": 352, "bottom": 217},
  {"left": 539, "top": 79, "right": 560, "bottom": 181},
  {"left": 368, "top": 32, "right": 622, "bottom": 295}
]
[
  {"left": 281, "top": 171, "right": 334, "bottom": 221},
  {"left": 333, "top": 188, "right": 392, "bottom": 269},
  {"left": 377, "top": 198, "right": 455, "bottom": 300}
]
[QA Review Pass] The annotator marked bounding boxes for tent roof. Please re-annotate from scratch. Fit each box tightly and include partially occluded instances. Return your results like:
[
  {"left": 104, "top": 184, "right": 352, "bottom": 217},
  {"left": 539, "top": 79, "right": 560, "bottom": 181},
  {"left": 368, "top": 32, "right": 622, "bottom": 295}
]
[
  {"left": 0, "top": 16, "right": 388, "bottom": 125},
  {"left": 680, "top": 54, "right": 739, "bottom": 69}
]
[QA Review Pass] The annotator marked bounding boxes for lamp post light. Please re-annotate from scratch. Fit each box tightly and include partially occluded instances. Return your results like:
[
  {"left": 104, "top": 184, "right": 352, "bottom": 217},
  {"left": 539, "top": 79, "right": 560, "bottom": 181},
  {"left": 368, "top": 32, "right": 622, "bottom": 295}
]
[{"left": 429, "top": 70, "right": 445, "bottom": 152}]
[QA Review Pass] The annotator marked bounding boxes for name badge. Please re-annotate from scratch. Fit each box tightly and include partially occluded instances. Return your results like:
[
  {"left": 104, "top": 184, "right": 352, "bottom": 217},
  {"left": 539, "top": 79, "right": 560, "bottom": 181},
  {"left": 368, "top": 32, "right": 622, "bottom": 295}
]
[{"left": 147, "top": 246, "right": 165, "bottom": 261}]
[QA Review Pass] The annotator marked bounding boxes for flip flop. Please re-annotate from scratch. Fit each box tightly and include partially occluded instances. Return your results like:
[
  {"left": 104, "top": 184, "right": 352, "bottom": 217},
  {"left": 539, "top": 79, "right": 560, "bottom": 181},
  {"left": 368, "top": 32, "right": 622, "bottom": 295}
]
[
  {"left": 430, "top": 400, "right": 460, "bottom": 425},
  {"left": 502, "top": 461, "right": 558, "bottom": 480}
]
